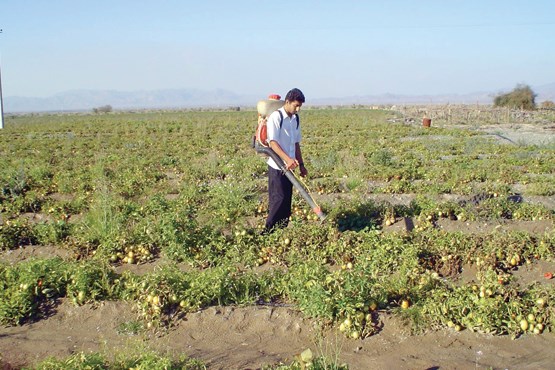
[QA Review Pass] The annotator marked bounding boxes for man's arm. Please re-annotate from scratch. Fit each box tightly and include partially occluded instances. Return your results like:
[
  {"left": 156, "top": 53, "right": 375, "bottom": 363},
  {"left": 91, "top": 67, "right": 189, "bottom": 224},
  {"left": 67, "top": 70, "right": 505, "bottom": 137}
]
[
  {"left": 295, "top": 142, "right": 307, "bottom": 177},
  {"left": 269, "top": 140, "right": 298, "bottom": 170}
]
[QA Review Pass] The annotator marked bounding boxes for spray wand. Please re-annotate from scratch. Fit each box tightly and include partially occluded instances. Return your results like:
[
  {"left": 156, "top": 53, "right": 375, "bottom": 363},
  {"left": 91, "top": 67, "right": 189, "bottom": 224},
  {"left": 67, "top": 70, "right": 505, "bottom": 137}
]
[{"left": 254, "top": 141, "right": 325, "bottom": 221}]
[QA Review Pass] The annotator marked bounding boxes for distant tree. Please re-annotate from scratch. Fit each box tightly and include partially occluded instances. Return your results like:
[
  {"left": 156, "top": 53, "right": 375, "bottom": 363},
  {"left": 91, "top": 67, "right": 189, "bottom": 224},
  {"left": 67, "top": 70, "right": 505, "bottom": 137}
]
[
  {"left": 493, "top": 84, "right": 536, "bottom": 110},
  {"left": 93, "top": 105, "right": 113, "bottom": 113},
  {"left": 540, "top": 100, "right": 555, "bottom": 109}
]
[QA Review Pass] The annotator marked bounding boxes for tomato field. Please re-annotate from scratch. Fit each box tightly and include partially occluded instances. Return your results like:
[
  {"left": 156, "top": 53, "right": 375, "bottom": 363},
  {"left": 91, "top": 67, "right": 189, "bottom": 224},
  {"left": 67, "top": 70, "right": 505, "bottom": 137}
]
[{"left": 0, "top": 107, "right": 554, "bottom": 369}]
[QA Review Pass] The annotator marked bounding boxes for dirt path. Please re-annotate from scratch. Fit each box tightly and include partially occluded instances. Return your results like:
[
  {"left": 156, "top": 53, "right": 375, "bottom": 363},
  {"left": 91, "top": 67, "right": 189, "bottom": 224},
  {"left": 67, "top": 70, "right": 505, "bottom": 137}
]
[{"left": 2, "top": 300, "right": 555, "bottom": 369}]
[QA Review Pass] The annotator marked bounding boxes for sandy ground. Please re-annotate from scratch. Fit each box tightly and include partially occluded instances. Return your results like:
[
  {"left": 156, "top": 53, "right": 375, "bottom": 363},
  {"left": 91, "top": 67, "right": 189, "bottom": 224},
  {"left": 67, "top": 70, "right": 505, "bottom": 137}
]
[
  {"left": 2, "top": 299, "right": 555, "bottom": 370},
  {"left": 476, "top": 122, "right": 555, "bottom": 146}
]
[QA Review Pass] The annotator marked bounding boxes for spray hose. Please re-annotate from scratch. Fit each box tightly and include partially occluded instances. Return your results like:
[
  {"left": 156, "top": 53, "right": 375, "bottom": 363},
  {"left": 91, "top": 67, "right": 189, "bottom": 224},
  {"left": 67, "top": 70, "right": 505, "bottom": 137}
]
[
  {"left": 255, "top": 141, "right": 326, "bottom": 221},
  {"left": 289, "top": 167, "right": 321, "bottom": 209}
]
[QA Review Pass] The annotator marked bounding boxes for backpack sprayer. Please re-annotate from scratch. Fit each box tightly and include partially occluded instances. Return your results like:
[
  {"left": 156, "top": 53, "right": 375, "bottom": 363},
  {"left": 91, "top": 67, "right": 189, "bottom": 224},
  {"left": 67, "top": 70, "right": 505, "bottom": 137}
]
[{"left": 254, "top": 94, "right": 326, "bottom": 221}]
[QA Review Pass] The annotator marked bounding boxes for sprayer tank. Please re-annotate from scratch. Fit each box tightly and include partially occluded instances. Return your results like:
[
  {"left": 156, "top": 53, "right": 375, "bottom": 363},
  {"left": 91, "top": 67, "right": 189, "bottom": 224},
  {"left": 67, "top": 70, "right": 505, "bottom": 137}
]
[{"left": 257, "top": 97, "right": 284, "bottom": 118}]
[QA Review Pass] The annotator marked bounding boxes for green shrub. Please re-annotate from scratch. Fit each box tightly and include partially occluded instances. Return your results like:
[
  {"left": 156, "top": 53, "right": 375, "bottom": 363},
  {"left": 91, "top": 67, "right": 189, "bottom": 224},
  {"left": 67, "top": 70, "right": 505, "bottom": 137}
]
[{"left": 494, "top": 84, "right": 537, "bottom": 110}]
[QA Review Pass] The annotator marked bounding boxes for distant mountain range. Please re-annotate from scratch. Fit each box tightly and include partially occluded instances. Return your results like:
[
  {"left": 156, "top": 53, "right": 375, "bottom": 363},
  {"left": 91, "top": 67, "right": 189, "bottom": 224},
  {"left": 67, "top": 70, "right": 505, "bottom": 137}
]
[
  {"left": 4, "top": 88, "right": 256, "bottom": 113},
  {"left": 313, "top": 82, "right": 555, "bottom": 106},
  {"left": 4, "top": 83, "right": 555, "bottom": 113}
]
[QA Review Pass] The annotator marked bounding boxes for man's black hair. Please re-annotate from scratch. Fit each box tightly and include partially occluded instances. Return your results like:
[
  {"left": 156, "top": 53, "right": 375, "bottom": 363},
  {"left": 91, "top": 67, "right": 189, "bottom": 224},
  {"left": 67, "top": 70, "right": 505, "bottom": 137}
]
[{"left": 285, "top": 88, "right": 305, "bottom": 103}]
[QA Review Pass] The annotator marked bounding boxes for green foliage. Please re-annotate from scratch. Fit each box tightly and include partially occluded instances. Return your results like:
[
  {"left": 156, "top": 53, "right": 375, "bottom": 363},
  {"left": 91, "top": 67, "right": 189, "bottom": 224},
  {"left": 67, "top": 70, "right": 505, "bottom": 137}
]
[
  {"left": 33, "top": 349, "right": 205, "bottom": 370},
  {"left": 1, "top": 109, "right": 555, "bottom": 367},
  {"left": 0, "top": 259, "right": 123, "bottom": 325},
  {"left": 0, "top": 218, "right": 36, "bottom": 250},
  {"left": 32, "top": 220, "right": 71, "bottom": 245},
  {"left": 0, "top": 258, "right": 69, "bottom": 325},
  {"left": 1, "top": 167, "right": 29, "bottom": 200},
  {"left": 494, "top": 84, "right": 537, "bottom": 110},
  {"left": 66, "top": 260, "right": 122, "bottom": 305},
  {"left": 266, "top": 356, "right": 349, "bottom": 370}
]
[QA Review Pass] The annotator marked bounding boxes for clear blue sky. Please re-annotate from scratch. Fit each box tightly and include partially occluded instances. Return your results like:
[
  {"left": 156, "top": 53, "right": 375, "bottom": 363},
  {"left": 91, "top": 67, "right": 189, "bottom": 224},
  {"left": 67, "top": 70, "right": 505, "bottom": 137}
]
[{"left": 1, "top": 0, "right": 554, "bottom": 99}]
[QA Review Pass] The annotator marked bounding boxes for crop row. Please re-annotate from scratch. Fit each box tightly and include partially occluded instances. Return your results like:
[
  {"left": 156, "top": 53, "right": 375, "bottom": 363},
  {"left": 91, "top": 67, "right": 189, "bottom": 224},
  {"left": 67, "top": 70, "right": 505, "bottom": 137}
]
[{"left": 2, "top": 221, "right": 554, "bottom": 339}]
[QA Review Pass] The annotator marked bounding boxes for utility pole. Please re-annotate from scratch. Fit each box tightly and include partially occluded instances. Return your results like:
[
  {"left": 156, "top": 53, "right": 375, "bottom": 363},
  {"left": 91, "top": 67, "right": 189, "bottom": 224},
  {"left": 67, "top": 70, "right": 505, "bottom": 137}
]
[{"left": 0, "top": 28, "right": 4, "bottom": 129}]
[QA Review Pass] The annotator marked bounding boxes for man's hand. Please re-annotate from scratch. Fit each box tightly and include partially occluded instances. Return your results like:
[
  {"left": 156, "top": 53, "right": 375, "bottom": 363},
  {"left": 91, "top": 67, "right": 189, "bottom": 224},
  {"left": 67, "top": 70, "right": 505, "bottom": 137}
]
[{"left": 285, "top": 157, "right": 299, "bottom": 171}]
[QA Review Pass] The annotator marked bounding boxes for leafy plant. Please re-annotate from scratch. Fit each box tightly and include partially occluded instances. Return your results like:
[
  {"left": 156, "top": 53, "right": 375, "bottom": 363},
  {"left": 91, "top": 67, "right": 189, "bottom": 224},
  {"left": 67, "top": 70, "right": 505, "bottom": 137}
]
[{"left": 494, "top": 84, "right": 537, "bottom": 110}]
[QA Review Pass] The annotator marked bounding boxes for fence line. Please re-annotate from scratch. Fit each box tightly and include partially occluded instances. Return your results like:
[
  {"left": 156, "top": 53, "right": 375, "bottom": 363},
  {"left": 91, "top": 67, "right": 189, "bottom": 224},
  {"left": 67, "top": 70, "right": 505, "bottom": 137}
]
[{"left": 392, "top": 105, "right": 554, "bottom": 126}]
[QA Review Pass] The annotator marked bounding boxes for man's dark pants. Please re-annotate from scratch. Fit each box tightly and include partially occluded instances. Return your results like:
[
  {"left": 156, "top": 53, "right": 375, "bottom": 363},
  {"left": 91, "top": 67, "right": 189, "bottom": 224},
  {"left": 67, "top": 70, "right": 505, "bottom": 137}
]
[{"left": 265, "top": 166, "right": 293, "bottom": 232}]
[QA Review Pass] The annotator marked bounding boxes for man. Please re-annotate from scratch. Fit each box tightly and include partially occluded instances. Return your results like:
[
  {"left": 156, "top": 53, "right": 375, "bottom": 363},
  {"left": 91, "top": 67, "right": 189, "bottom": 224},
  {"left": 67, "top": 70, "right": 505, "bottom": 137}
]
[{"left": 264, "top": 88, "right": 307, "bottom": 232}]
